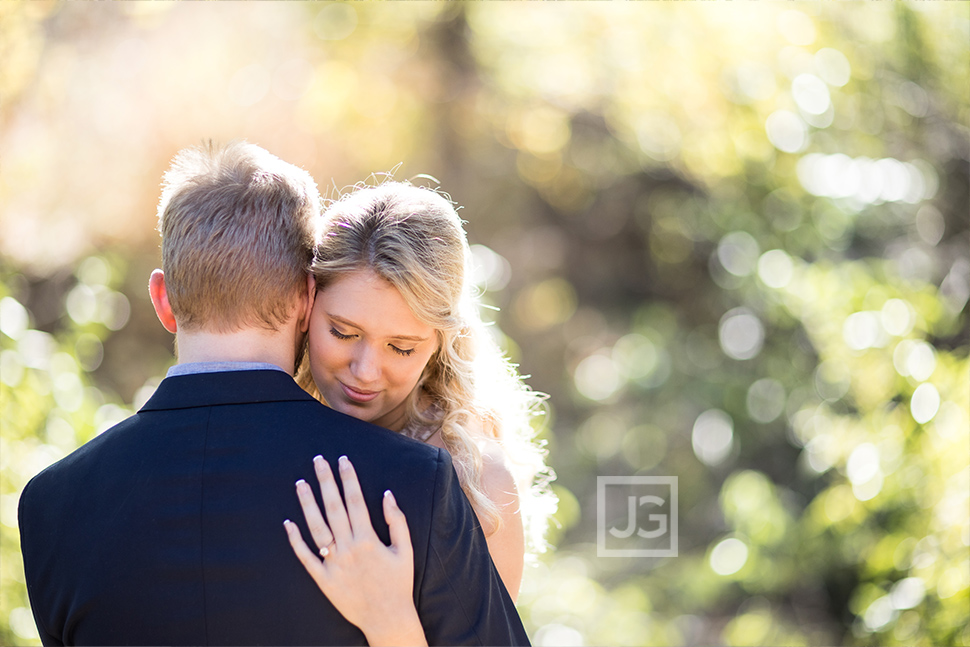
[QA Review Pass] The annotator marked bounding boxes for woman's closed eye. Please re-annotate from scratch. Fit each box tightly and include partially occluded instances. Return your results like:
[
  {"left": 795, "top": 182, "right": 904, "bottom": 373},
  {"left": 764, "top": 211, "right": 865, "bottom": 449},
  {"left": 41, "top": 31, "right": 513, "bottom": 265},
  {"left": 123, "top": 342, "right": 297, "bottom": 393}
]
[
  {"left": 331, "top": 326, "right": 416, "bottom": 357},
  {"left": 329, "top": 327, "right": 355, "bottom": 341}
]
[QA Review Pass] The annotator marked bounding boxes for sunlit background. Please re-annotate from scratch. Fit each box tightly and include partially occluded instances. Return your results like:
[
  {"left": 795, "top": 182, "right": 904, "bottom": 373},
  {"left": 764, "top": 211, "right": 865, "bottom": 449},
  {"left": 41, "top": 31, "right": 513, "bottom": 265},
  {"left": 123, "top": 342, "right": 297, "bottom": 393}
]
[{"left": 2, "top": 2, "right": 968, "bottom": 645}]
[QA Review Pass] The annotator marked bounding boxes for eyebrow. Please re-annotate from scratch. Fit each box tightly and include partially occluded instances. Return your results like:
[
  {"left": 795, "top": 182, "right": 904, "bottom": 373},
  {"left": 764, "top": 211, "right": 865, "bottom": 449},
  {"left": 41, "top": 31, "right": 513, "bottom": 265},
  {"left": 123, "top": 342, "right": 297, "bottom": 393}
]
[{"left": 327, "top": 313, "right": 430, "bottom": 343}]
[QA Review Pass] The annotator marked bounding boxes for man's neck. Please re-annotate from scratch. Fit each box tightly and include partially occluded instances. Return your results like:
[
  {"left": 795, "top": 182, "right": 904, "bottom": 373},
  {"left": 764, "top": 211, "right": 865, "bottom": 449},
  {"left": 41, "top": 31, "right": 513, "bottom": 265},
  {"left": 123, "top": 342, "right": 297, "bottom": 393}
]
[{"left": 174, "top": 327, "right": 298, "bottom": 376}]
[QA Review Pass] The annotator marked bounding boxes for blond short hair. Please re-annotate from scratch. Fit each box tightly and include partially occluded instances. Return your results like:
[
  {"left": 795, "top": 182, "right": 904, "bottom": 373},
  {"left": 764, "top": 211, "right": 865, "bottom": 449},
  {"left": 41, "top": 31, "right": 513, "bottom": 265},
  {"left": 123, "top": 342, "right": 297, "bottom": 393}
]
[{"left": 156, "top": 141, "right": 319, "bottom": 331}]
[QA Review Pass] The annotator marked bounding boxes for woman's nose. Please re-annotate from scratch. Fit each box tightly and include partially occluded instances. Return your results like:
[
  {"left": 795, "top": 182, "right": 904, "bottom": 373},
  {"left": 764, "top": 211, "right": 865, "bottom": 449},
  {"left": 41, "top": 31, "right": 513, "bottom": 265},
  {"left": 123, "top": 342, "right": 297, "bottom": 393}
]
[{"left": 350, "top": 344, "right": 381, "bottom": 384}]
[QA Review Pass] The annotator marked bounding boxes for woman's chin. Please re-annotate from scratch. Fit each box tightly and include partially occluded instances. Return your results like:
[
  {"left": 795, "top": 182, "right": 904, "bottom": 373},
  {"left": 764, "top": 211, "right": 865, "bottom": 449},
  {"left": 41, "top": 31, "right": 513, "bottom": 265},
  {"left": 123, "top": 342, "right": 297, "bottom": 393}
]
[{"left": 323, "top": 388, "right": 402, "bottom": 429}]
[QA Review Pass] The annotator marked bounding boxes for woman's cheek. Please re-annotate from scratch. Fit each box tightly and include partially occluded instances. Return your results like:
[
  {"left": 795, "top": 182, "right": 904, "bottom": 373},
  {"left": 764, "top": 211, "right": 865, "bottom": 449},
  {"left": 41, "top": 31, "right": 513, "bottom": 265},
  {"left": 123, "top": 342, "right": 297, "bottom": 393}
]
[{"left": 313, "top": 334, "right": 340, "bottom": 377}]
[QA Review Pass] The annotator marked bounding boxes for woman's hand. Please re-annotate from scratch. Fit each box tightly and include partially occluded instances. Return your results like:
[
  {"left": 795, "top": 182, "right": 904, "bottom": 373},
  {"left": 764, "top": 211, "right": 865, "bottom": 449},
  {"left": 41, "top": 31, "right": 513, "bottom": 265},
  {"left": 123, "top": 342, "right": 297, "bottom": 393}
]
[{"left": 284, "top": 455, "right": 427, "bottom": 647}]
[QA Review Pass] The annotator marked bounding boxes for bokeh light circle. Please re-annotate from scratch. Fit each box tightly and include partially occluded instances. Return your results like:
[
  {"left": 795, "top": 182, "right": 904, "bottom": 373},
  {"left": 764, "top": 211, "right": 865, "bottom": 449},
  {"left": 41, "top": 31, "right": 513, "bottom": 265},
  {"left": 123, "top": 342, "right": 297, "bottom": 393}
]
[
  {"left": 719, "top": 308, "right": 765, "bottom": 360},
  {"left": 911, "top": 383, "right": 941, "bottom": 424},
  {"left": 765, "top": 110, "right": 807, "bottom": 153},
  {"left": 692, "top": 409, "right": 735, "bottom": 466},
  {"left": 710, "top": 537, "right": 749, "bottom": 576}
]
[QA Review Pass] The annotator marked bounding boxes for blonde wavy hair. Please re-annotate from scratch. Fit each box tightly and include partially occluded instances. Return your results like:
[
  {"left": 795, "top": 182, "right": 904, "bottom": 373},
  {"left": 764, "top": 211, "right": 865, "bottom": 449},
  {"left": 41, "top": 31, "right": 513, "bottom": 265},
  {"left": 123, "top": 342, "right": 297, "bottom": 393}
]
[{"left": 296, "top": 181, "right": 556, "bottom": 555}]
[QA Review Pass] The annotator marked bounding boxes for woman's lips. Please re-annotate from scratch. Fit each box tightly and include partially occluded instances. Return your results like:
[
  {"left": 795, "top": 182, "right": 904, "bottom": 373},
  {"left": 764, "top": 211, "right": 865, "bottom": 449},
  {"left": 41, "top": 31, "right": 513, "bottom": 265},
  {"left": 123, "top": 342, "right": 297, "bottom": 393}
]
[{"left": 340, "top": 382, "right": 380, "bottom": 404}]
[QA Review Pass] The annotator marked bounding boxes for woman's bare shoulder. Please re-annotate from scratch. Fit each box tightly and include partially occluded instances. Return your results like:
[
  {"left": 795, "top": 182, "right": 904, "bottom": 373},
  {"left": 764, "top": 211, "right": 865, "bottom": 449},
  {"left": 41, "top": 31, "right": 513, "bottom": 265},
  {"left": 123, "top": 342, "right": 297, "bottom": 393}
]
[{"left": 478, "top": 439, "right": 519, "bottom": 508}]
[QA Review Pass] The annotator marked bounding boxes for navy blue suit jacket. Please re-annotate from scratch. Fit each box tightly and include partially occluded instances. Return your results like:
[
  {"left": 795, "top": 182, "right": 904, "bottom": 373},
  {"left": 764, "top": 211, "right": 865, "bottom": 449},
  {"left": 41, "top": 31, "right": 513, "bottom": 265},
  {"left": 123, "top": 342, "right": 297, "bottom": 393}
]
[{"left": 19, "top": 370, "right": 530, "bottom": 646}]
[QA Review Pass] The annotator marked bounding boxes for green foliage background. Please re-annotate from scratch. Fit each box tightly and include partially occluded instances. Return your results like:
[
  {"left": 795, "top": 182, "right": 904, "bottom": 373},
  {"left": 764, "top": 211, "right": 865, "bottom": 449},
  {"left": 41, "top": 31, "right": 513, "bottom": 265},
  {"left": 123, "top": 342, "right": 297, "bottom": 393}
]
[{"left": 1, "top": 2, "right": 967, "bottom": 645}]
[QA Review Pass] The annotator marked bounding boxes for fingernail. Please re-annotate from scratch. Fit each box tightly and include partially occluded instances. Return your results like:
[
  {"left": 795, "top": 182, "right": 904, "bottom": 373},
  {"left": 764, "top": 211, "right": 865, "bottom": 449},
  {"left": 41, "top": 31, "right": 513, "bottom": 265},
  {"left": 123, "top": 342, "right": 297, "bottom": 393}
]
[
  {"left": 295, "top": 479, "right": 307, "bottom": 491},
  {"left": 338, "top": 455, "right": 349, "bottom": 469},
  {"left": 313, "top": 455, "right": 324, "bottom": 464},
  {"left": 283, "top": 519, "right": 291, "bottom": 526},
  {"left": 384, "top": 490, "right": 396, "bottom": 504}
]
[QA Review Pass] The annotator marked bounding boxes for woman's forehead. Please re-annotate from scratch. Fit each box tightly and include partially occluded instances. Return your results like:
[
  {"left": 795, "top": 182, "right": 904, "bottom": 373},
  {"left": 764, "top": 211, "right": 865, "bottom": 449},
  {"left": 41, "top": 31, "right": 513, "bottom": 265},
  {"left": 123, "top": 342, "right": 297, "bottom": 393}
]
[{"left": 316, "top": 269, "right": 434, "bottom": 339}]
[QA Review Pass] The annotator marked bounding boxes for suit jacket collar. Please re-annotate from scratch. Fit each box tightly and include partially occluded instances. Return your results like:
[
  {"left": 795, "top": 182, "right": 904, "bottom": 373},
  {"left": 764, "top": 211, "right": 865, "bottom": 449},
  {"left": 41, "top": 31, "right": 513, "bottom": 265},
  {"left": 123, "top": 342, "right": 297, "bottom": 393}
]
[{"left": 140, "top": 370, "right": 316, "bottom": 412}]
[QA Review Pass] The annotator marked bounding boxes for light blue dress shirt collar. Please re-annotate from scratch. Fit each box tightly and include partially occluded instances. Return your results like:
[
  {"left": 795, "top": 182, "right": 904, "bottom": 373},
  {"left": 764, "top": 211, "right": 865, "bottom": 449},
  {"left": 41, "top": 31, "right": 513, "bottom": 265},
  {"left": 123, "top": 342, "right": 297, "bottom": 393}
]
[{"left": 166, "top": 361, "right": 287, "bottom": 378}]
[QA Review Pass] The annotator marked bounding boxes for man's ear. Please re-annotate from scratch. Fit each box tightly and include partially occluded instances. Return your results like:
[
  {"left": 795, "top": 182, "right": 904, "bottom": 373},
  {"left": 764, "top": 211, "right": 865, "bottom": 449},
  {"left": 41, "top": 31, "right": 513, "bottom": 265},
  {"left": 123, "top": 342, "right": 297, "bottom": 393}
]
[
  {"left": 149, "top": 269, "right": 178, "bottom": 334},
  {"left": 299, "top": 273, "right": 316, "bottom": 334}
]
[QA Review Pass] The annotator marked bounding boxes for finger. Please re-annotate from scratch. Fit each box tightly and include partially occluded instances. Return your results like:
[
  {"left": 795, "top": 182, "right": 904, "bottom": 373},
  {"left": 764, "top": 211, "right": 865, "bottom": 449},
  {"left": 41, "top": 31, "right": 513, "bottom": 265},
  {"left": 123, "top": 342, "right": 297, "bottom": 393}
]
[
  {"left": 337, "top": 455, "right": 375, "bottom": 540},
  {"left": 295, "top": 477, "right": 334, "bottom": 552},
  {"left": 314, "top": 455, "right": 352, "bottom": 544},
  {"left": 383, "top": 490, "right": 413, "bottom": 558},
  {"left": 283, "top": 519, "right": 329, "bottom": 587}
]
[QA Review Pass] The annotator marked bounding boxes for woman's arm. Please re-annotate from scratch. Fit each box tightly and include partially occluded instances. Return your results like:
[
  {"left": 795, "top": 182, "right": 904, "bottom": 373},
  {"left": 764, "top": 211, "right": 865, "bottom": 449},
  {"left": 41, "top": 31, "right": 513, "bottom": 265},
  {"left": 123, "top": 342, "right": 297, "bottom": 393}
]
[
  {"left": 283, "top": 455, "right": 427, "bottom": 647},
  {"left": 426, "top": 422, "right": 527, "bottom": 603},
  {"left": 479, "top": 443, "right": 526, "bottom": 603}
]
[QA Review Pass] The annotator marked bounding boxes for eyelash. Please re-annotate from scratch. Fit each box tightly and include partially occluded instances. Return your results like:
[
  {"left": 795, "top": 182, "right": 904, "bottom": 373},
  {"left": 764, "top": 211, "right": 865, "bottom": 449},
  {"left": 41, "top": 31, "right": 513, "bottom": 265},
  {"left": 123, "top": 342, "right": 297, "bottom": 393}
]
[
  {"left": 329, "top": 327, "right": 353, "bottom": 341},
  {"left": 329, "top": 327, "right": 416, "bottom": 357}
]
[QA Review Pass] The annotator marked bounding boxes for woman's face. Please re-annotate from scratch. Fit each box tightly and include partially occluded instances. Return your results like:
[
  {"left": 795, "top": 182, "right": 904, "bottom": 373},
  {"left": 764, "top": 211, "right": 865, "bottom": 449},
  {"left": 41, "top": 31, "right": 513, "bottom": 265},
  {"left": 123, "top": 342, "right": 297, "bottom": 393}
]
[{"left": 308, "top": 268, "right": 438, "bottom": 432}]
